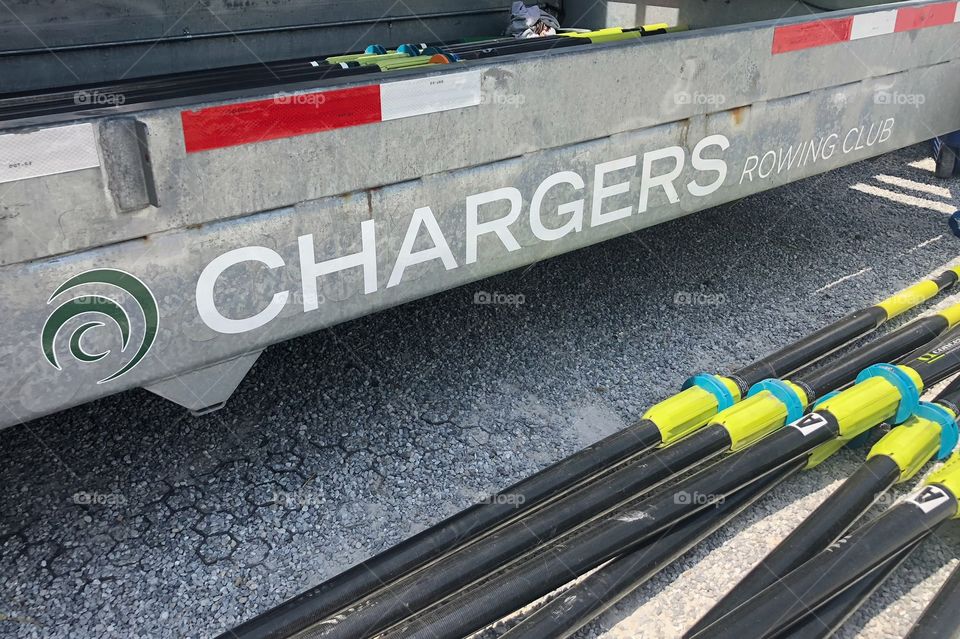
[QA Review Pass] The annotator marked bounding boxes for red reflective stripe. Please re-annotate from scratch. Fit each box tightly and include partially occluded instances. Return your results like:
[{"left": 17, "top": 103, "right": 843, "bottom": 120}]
[
  {"left": 181, "top": 85, "right": 382, "bottom": 153},
  {"left": 895, "top": 2, "right": 957, "bottom": 31},
  {"left": 772, "top": 17, "right": 854, "bottom": 54}
]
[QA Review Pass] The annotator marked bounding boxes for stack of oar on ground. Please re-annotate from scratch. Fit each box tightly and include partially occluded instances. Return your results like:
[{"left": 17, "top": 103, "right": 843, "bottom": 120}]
[{"left": 223, "top": 263, "right": 960, "bottom": 639}]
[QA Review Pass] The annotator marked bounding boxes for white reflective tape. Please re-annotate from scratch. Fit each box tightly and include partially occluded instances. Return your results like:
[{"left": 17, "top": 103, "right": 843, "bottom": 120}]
[
  {"left": 380, "top": 70, "right": 482, "bottom": 122},
  {"left": 0, "top": 123, "right": 100, "bottom": 184},
  {"left": 955, "top": 2, "right": 960, "bottom": 22},
  {"left": 850, "top": 10, "right": 898, "bottom": 39}
]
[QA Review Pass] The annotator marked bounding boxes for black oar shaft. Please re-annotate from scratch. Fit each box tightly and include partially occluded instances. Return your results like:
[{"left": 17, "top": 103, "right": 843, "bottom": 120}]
[
  {"left": 449, "top": 37, "right": 586, "bottom": 60},
  {"left": 733, "top": 268, "right": 959, "bottom": 390},
  {"left": 781, "top": 541, "right": 920, "bottom": 639},
  {"left": 222, "top": 420, "right": 663, "bottom": 639},
  {"left": 905, "top": 561, "right": 960, "bottom": 639},
  {"left": 294, "top": 314, "right": 944, "bottom": 639},
  {"left": 735, "top": 308, "right": 886, "bottom": 390},
  {"left": 382, "top": 424, "right": 835, "bottom": 639},
  {"left": 687, "top": 454, "right": 901, "bottom": 634},
  {"left": 911, "top": 331, "right": 960, "bottom": 388},
  {"left": 224, "top": 270, "right": 959, "bottom": 639},
  {"left": 500, "top": 460, "right": 806, "bottom": 639},
  {"left": 309, "top": 426, "right": 732, "bottom": 639},
  {"left": 796, "top": 314, "right": 951, "bottom": 400},
  {"left": 692, "top": 496, "right": 955, "bottom": 639},
  {"left": 0, "top": 56, "right": 349, "bottom": 107}
]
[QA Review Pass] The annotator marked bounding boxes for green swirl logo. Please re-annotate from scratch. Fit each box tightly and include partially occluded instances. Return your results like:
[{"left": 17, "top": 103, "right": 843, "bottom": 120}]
[{"left": 41, "top": 269, "right": 159, "bottom": 384}]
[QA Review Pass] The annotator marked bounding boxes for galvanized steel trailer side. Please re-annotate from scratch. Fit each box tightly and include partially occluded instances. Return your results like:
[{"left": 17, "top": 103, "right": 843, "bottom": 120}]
[{"left": 1, "top": 1, "right": 958, "bottom": 428}]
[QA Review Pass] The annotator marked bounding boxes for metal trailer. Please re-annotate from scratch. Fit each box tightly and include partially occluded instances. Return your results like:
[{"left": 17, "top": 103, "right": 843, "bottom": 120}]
[{"left": 1, "top": 0, "right": 958, "bottom": 430}]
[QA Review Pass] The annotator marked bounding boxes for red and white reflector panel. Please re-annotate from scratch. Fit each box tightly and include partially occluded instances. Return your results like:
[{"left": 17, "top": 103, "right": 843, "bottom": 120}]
[
  {"left": 181, "top": 70, "right": 481, "bottom": 153},
  {"left": 773, "top": 1, "right": 959, "bottom": 53}
]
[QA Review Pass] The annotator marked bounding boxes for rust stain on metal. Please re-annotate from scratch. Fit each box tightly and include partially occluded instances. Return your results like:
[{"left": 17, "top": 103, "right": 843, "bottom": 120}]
[{"left": 731, "top": 105, "right": 750, "bottom": 127}]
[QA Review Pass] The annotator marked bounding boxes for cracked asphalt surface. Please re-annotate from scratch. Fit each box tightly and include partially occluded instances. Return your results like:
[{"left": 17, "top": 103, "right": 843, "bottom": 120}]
[{"left": 2, "top": 144, "right": 960, "bottom": 639}]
